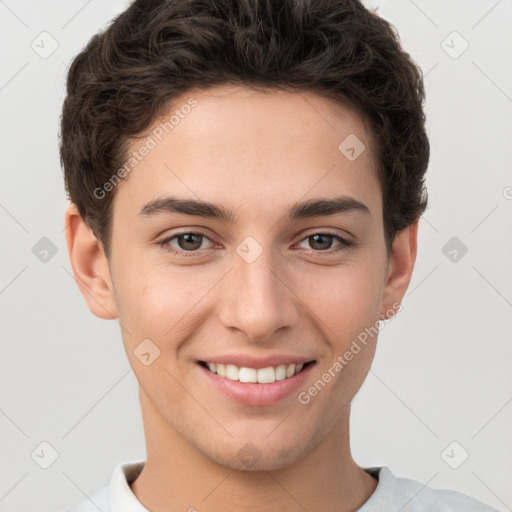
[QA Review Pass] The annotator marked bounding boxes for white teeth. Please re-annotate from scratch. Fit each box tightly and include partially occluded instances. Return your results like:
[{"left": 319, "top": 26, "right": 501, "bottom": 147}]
[
  {"left": 239, "top": 367, "right": 257, "bottom": 383},
  {"left": 203, "top": 361, "right": 307, "bottom": 383},
  {"left": 225, "top": 364, "right": 239, "bottom": 381},
  {"left": 216, "top": 363, "right": 226, "bottom": 377},
  {"left": 257, "top": 366, "right": 275, "bottom": 383},
  {"left": 286, "top": 364, "right": 296, "bottom": 378},
  {"left": 275, "top": 365, "right": 287, "bottom": 380}
]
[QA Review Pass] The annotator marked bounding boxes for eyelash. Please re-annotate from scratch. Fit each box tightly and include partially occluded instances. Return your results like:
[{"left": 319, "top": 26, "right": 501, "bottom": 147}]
[{"left": 157, "top": 230, "right": 353, "bottom": 257}]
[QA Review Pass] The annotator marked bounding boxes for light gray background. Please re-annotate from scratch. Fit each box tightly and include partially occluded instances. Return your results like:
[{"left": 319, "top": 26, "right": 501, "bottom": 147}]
[{"left": 1, "top": 1, "right": 511, "bottom": 511}]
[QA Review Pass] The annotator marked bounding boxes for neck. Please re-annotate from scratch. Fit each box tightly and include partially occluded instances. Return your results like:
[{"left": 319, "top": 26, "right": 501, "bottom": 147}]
[{"left": 130, "top": 389, "right": 378, "bottom": 512}]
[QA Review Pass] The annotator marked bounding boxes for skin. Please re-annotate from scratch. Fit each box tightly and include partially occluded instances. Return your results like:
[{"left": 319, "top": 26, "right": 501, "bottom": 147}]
[{"left": 65, "top": 85, "right": 418, "bottom": 511}]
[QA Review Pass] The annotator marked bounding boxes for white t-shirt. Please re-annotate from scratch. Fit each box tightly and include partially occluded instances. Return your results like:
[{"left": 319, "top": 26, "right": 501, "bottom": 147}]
[{"left": 64, "top": 460, "right": 500, "bottom": 512}]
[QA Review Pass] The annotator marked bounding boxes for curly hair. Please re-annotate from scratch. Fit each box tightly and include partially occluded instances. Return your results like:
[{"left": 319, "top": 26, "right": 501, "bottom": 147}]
[{"left": 60, "top": 0, "right": 429, "bottom": 258}]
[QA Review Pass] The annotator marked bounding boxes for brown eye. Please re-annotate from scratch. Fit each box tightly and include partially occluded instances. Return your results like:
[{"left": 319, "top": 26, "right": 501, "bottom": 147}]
[
  {"left": 158, "top": 231, "right": 213, "bottom": 255},
  {"left": 308, "top": 234, "right": 335, "bottom": 250},
  {"left": 297, "top": 232, "right": 352, "bottom": 252},
  {"left": 176, "top": 233, "right": 204, "bottom": 251}
]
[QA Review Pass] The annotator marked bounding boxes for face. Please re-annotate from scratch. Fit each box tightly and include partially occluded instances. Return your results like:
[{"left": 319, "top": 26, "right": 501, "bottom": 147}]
[{"left": 68, "top": 85, "right": 416, "bottom": 471}]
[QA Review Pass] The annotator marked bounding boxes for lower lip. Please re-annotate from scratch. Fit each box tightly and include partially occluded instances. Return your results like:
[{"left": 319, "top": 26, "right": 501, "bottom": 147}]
[{"left": 197, "top": 362, "right": 315, "bottom": 406}]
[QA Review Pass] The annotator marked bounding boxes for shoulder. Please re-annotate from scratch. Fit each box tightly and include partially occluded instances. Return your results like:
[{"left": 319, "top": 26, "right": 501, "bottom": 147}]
[
  {"left": 360, "top": 466, "right": 500, "bottom": 512},
  {"left": 63, "top": 460, "right": 146, "bottom": 512}
]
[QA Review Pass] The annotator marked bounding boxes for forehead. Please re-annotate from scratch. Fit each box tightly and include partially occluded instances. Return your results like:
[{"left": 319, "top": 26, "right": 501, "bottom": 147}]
[
  {"left": 156, "top": 84, "right": 376, "bottom": 160},
  {"left": 113, "top": 85, "right": 382, "bottom": 224}
]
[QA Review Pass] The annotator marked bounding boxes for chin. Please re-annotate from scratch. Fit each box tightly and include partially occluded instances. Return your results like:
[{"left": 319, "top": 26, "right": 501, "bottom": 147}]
[
  {"left": 210, "top": 447, "right": 303, "bottom": 472},
  {"left": 196, "top": 432, "right": 314, "bottom": 472}
]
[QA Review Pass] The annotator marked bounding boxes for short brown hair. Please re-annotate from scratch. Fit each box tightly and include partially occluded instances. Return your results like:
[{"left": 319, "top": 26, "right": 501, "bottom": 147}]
[{"left": 60, "top": 0, "right": 429, "bottom": 258}]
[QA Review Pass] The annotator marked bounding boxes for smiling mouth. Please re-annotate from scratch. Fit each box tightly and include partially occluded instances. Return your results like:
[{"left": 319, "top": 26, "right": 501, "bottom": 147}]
[{"left": 197, "top": 360, "right": 315, "bottom": 384}]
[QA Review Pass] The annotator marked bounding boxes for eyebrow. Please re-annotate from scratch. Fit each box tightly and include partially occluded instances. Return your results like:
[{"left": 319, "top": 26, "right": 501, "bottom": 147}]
[{"left": 138, "top": 195, "right": 371, "bottom": 223}]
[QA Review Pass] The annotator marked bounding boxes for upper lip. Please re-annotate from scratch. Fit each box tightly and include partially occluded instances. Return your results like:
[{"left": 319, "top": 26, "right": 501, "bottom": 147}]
[{"left": 198, "top": 354, "right": 315, "bottom": 369}]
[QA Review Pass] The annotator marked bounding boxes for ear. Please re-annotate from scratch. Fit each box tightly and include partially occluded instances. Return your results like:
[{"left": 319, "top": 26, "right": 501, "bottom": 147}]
[
  {"left": 64, "top": 203, "right": 118, "bottom": 319},
  {"left": 380, "top": 221, "right": 418, "bottom": 319}
]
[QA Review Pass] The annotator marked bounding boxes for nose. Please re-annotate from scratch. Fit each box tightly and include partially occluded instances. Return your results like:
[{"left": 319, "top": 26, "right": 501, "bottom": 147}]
[{"left": 218, "top": 244, "right": 301, "bottom": 343}]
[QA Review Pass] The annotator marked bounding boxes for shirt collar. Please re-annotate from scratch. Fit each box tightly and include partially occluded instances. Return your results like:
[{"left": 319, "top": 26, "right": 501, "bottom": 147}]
[
  {"left": 108, "top": 460, "right": 385, "bottom": 511},
  {"left": 108, "top": 460, "right": 148, "bottom": 511}
]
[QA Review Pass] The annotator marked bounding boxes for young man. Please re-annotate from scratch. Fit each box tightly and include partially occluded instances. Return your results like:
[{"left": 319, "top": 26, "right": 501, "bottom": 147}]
[{"left": 61, "top": 0, "right": 499, "bottom": 511}]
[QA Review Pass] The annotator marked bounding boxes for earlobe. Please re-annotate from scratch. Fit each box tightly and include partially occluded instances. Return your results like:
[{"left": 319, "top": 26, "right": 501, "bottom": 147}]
[
  {"left": 380, "top": 221, "right": 418, "bottom": 319},
  {"left": 64, "top": 203, "right": 118, "bottom": 320}
]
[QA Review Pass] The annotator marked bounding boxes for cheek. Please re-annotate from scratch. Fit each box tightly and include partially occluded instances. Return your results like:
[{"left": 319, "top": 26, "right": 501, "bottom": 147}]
[
  {"left": 114, "top": 261, "right": 214, "bottom": 341},
  {"left": 299, "top": 261, "right": 384, "bottom": 340},
  {"left": 113, "top": 248, "right": 386, "bottom": 350}
]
